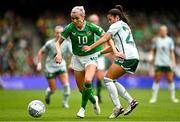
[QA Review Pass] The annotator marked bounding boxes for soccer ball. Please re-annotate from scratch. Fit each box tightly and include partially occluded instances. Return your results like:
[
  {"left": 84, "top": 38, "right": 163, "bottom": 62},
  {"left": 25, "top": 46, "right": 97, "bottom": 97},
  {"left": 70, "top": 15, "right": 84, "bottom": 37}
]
[{"left": 28, "top": 100, "right": 45, "bottom": 117}]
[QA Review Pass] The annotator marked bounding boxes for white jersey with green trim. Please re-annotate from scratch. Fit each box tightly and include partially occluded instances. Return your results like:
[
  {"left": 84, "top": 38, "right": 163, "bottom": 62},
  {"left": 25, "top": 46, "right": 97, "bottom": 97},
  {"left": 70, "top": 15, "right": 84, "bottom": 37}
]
[
  {"left": 152, "top": 36, "right": 174, "bottom": 67},
  {"left": 107, "top": 20, "right": 139, "bottom": 60},
  {"left": 42, "top": 38, "right": 69, "bottom": 73}
]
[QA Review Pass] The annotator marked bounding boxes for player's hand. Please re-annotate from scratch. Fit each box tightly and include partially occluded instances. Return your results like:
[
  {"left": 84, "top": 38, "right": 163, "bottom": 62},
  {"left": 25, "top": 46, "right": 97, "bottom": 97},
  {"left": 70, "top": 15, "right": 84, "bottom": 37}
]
[
  {"left": 82, "top": 46, "right": 91, "bottom": 52},
  {"left": 114, "top": 52, "right": 125, "bottom": 59},
  {"left": 55, "top": 53, "right": 62, "bottom": 64},
  {"left": 36, "top": 62, "right": 42, "bottom": 71}
]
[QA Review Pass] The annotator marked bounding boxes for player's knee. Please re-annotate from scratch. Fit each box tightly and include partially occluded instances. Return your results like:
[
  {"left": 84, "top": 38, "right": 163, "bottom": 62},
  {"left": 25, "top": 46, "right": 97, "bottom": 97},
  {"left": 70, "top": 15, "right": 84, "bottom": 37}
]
[{"left": 85, "top": 77, "right": 93, "bottom": 83}]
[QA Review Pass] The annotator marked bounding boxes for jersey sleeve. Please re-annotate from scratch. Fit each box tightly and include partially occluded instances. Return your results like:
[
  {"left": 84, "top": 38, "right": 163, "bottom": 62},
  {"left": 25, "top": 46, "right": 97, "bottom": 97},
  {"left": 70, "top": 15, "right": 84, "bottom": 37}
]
[
  {"left": 91, "top": 23, "right": 104, "bottom": 36},
  {"left": 107, "top": 23, "right": 119, "bottom": 36},
  {"left": 61, "top": 23, "right": 73, "bottom": 39},
  {"left": 41, "top": 41, "right": 50, "bottom": 52}
]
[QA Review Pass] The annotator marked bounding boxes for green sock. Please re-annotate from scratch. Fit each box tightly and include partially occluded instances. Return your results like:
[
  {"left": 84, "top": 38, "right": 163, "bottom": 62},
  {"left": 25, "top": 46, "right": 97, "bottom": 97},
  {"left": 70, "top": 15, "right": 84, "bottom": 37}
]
[
  {"left": 81, "top": 82, "right": 93, "bottom": 109},
  {"left": 89, "top": 91, "right": 96, "bottom": 104},
  {"left": 96, "top": 80, "right": 102, "bottom": 97},
  {"left": 80, "top": 90, "right": 96, "bottom": 104}
]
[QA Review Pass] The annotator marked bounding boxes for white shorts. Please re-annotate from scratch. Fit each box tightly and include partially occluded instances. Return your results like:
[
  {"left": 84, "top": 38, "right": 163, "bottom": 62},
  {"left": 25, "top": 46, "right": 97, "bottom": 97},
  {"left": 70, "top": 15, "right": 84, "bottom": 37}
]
[
  {"left": 71, "top": 53, "right": 98, "bottom": 71},
  {"left": 45, "top": 59, "right": 67, "bottom": 73},
  {"left": 97, "top": 56, "right": 105, "bottom": 70}
]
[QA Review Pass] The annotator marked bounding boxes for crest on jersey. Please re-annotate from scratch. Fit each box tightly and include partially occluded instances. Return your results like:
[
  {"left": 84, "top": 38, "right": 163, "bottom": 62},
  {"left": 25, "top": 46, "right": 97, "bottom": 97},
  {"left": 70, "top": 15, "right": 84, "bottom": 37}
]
[
  {"left": 72, "top": 32, "right": 76, "bottom": 35},
  {"left": 87, "top": 31, "right": 92, "bottom": 36}
]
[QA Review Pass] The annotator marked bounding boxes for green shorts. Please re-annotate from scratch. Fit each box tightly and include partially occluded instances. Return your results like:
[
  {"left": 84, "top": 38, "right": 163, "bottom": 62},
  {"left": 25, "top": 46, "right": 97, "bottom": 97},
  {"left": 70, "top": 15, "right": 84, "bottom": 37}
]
[
  {"left": 114, "top": 58, "right": 139, "bottom": 73},
  {"left": 45, "top": 70, "right": 66, "bottom": 79},
  {"left": 155, "top": 66, "right": 172, "bottom": 72}
]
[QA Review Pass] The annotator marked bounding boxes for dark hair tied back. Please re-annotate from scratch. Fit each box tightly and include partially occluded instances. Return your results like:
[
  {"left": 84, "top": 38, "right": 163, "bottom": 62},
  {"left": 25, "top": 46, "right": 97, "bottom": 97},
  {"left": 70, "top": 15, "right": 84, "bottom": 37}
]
[
  {"left": 108, "top": 4, "right": 129, "bottom": 25},
  {"left": 115, "top": 5, "right": 124, "bottom": 13}
]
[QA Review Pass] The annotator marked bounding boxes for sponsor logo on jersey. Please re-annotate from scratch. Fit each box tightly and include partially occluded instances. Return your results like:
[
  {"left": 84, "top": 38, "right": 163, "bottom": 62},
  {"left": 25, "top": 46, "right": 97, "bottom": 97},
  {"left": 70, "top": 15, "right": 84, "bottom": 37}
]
[
  {"left": 72, "top": 32, "right": 76, "bottom": 35},
  {"left": 90, "top": 57, "right": 98, "bottom": 61}
]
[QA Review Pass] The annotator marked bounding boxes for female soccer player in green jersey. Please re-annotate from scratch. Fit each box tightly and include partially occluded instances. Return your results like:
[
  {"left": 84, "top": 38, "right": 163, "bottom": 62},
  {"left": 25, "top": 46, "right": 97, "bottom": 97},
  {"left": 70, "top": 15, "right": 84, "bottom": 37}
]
[
  {"left": 55, "top": 6, "right": 104, "bottom": 118},
  {"left": 88, "top": 14, "right": 106, "bottom": 103},
  {"left": 37, "top": 26, "right": 71, "bottom": 108},
  {"left": 149, "top": 25, "right": 179, "bottom": 103},
  {"left": 83, "top": 5, "right": 139, "bottom": 118}
]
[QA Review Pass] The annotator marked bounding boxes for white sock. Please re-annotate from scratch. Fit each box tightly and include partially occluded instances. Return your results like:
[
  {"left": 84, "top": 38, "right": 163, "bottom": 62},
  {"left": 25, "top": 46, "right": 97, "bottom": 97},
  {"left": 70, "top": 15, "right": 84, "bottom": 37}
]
[
  {"left": 151, "top": 82, "right": 159, "bottom": 100},
  {"left": 114, "top": 81, "right": 133, "bottom": 103},
  {"left": 45, "top": 87, "right": 53, "bottom": 97},
  {"left": 169, "top": 82, "right": 176, "bottom": 99},
  {"left": 104, "top": 77, "right": 121, "bottom": 108},
  {"left": 63, "top": 83, "right": 71, "bottom": 103}
]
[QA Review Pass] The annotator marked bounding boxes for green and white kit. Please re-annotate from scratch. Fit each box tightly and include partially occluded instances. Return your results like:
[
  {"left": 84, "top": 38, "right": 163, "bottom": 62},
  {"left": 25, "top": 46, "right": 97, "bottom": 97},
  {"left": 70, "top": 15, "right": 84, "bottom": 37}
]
[{"left": 61, "top": 21, "right": 104, "bottom": 71}]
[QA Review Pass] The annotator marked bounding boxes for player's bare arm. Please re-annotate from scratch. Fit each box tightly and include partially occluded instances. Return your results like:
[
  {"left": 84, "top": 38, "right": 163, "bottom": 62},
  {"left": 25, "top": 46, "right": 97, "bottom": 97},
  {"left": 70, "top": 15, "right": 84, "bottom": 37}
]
[
  {"left": 82, "top": 33, "right": 111, "bottom": 52},
  {"left": 37, "top": 48, "right": 44, "bottom": 71},
  {"left": 170, "top": 49, "right": 176, "bottom": 67},
  {"left": 55, "top": 36, "right": 63, "bottom": 63},
  {"left": 100, "top": 46, "right": 112, "bottom": 54},
  {"left": 108, "top": 39, "right": 125, "bottom": 59}
]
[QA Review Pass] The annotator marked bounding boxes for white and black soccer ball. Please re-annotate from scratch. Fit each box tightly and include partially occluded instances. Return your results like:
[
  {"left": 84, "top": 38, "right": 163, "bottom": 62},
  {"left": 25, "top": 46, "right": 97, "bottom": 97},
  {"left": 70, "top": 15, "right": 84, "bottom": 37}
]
[{"left": 28, "top": 100, "right": 45, "bottom": 118}]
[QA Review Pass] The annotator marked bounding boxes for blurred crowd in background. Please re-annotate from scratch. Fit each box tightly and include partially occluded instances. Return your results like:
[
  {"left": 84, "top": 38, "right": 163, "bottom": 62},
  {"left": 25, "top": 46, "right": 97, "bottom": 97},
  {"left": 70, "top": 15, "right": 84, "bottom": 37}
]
[{"left": 1, "top": 10, "right": 180, "bottom": 76}]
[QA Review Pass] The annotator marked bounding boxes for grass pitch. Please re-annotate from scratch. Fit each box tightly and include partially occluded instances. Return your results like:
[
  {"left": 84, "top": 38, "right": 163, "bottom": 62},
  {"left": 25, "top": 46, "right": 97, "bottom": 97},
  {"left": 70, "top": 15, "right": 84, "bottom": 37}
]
[{"left": 0, "top": 89, "right": 180, "bottom": 121}]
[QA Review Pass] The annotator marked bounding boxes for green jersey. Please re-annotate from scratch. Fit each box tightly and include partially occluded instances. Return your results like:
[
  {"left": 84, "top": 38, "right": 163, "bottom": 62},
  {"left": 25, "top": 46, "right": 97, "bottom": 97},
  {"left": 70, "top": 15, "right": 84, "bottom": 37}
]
[{"left": 61, "top": 21, "right": 104, "bottom": 56}]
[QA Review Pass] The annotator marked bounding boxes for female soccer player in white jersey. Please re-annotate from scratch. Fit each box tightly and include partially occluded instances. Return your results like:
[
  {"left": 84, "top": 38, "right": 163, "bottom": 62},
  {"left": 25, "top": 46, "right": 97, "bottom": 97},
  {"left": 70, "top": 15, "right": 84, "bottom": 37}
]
[
  {"left": 83, "top": 5, "right": 139, "bottom": 118},
  {"left": 149, "top": 25, "right": 179, "bottom": 103},
  {"left": 55, "top": 6, "right": 105, "bottom": 118},
  {"left": 37, "top": 26, "right": 71, "bottom": 108}
]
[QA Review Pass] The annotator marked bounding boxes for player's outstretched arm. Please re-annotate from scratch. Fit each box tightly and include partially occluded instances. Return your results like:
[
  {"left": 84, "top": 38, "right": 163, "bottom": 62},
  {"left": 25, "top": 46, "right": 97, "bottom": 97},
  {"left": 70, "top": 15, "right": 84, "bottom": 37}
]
[
  {"left": 55, "top": 37, "right": 63, "bottom": 63},
  {"left": 37, "top": 48, "right": 44, "bottom": 71},
  {"left": 82, "top": 33, "right": 111, "bottom": 52},
  {"left": 100, "top": 46, "right": 112, "bottom": 55}
]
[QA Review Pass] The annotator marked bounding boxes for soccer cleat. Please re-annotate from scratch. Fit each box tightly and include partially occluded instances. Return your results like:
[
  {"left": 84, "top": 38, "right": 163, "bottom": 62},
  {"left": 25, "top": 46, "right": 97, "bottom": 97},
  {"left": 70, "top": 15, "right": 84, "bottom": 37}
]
[
  {"left": 45, "top": 93, "right": 50, "bottom": 104},
  {"left": 124, "top": 100, "right": 138, "bottom": 116},
  {"left": 45, "top": 95, "right": 50, "bottom": 104},
  {"left": 63, "top": 102, "right": 69, "bottom": 108},
  {"left": 77, "top": 107, "right": 85, "bottom": 118},
  {"left": 171, "top": 98, "right": 179, "bottom": 103},
  {"left": 109, "top": 107, "right": 124, "bottom": 119},
  {"left": 149, "top": 98, "right": 157, "bottom": 103},
  {"left": 93, "top": 96, "right": 101, "bottom": 115}
]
